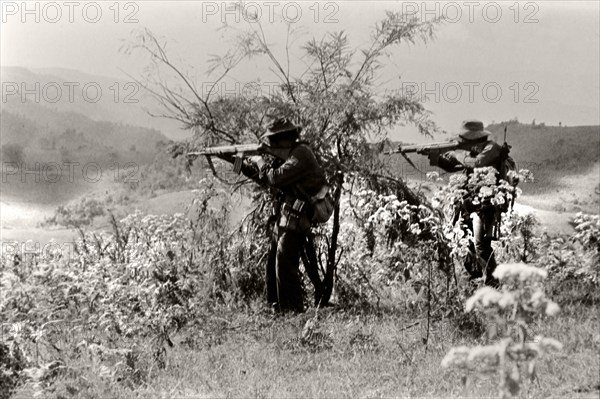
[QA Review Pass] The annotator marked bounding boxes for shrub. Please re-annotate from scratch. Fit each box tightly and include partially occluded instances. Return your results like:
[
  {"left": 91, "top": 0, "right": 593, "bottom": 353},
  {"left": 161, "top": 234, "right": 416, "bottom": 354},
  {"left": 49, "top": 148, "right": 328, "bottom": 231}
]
[{"left": 0, "top": 176, "right": 270, "bottom": 395}]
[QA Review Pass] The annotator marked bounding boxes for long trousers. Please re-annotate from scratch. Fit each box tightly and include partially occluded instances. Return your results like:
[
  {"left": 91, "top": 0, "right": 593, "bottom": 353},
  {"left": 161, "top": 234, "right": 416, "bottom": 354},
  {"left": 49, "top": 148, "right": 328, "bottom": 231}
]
[
  {"left": 465, "top": 208, "right": 499, "bottom": 286},
  {"left": 265, "top": 228, "right": 323, "bottom": 313}
]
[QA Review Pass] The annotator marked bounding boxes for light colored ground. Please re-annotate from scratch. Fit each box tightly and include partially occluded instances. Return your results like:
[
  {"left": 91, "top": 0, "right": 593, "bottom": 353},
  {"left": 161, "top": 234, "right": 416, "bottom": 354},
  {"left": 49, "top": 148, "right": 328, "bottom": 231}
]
[
  {"left": 520, "top": 162, "right": 600, "bottom": 214},
  {"left": 132, "top": 189, "right": 252, "bottom": 225},
  {"left": 1, "top": 197, "right": 77, "bottom": 245},
  {"left": 0, "top": 189, "right": 253, "bottom": 246},
  {"left": 1, "top": 174, "right": 116, "bottom": 245}
]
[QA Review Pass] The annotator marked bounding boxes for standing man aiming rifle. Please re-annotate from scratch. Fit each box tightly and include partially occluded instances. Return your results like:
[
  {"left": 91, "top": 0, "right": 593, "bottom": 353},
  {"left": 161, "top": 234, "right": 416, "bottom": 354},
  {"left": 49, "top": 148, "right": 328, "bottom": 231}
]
[
  {"left": 213, "top": 118, "right": 329, "bottom": 313},
  {"left": 429, "top": 120, "right": 505, "bottom": 286},
  {"left": 423, "top": 120, "right": 506, "bottom": 287}
]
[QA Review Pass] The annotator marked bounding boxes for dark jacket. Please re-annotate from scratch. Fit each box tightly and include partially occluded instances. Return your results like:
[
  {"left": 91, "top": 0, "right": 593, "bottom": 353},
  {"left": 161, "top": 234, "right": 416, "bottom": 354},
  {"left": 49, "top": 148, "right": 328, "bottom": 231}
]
[
  {"left": 463, "top": 139, "right": 503, "bottom": 172},
  {"left": 261, "top": 143, "right": 326, "bottom": 200},
  {"left": 243, "top": 142, "right": 326, "bottom": 232},
  {"left": 437, "top": 139, "right": 504, "bottom": 177}
]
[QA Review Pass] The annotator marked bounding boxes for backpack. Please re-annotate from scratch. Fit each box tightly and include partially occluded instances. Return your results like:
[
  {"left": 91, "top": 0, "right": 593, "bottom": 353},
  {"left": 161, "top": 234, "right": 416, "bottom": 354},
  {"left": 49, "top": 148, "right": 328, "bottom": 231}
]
[
  {"left": 309, "top": 185, "right": 335, "bottom": 223},
  {"left": 295, "top": 183, "right": 335, "bottom": 224},
  {"left": 291, "top": 142, "right": 335, "bottom": 224}
]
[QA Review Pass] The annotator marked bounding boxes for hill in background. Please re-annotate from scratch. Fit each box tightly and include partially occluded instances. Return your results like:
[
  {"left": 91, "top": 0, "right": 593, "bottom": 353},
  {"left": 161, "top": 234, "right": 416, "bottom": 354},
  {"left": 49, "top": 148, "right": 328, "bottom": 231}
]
[
  {"left": 1, "top": 67, "right": 175, "bottom": 206},
  {"left": 1, "top": 66, "right": 186, "bottom": 139},
  {"left": 486, "top": 121, "right": 599, "bottom": 189},
  {"left": 1, "top": 66, "right": 175, "bottom": 164}
]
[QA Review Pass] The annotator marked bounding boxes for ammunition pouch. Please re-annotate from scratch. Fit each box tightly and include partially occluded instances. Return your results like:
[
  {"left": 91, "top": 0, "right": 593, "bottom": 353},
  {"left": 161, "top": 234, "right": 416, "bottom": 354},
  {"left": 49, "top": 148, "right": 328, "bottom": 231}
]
[{"left": 279, "top": 197, "right": 311, "bottom": 232}]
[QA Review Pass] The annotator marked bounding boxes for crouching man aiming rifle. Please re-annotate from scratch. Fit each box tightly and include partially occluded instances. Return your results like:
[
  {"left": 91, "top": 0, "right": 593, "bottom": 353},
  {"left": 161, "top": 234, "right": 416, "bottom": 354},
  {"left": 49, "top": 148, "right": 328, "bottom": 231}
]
[{"left": 192, "top": 118, "right": 331, "bottom": 313}]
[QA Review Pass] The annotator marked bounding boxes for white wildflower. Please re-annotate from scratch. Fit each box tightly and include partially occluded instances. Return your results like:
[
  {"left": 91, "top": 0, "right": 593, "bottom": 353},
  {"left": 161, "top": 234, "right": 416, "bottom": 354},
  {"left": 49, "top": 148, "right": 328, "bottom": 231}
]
[
  {"left": 529, "top": 289, "right": 546, "bottom": 308},
  {"left": 493, "top": 263, "right": 548, "bottom": 282},
  {"left": 465, "top": 287, "right": 516, "bottom": 312},
  {"left": 426, "top": 171, "right": 440, "bottom": 181},
  {"left": 479, "top": 186, "right": 494, "bottom": 198},
  {"left": 465, "top": 287, "right": 499, "bottom": 312},
  {"left": 409, "top": 223, "right": 422, "bottom": 235},
  {"left": 539, "top": 337, "right": 563, "bottom": 352},
  {"left": 498, "top": 292, "right": 516, "bottom": 309},
  {"left": 449, "top": 174, "right": 467, "bottom": 186},
  {"left": 545, "top": 301, "right": 560, "bottom": 317},
  {"left": 491, "top": 192, "right": 506, "bottom": 206},
  {"left": 467, "top": 345, "right": 500, "bottom": 364},
  {"left": 441, "top": 346, "right": 470, "bottom": 368}
]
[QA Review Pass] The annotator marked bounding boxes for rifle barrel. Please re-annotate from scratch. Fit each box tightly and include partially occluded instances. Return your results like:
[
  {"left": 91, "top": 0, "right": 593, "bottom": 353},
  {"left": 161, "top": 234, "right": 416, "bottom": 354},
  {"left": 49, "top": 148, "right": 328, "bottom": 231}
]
[
  {"left": 187, "top": 143, "right": 262, "bottom": 156},
  {"left": 393, "top": 140, "right": 460, "bottom": 154}
]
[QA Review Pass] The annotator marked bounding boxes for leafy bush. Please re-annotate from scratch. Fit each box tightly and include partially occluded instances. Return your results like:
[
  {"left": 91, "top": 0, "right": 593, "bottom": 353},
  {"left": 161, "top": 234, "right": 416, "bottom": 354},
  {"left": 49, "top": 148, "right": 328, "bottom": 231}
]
[
  {"left": 42, "top": 196, "right": 107, "bottom": 228},
  {"left": 535, "top": 213, "right": 600, "bottom": 305},
  {"left": 123, "top": 142, "right": 203, "bottom": 195}
]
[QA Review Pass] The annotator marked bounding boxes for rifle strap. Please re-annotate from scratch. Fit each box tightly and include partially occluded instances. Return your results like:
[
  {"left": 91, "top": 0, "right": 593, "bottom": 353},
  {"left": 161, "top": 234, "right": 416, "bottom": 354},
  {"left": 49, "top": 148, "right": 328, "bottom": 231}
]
[
  {"left": 401, "top": 151, "right": 419, "bottom": 171},
  {"left": 205, "top": 155, "right": 217, "bottom": 176}
]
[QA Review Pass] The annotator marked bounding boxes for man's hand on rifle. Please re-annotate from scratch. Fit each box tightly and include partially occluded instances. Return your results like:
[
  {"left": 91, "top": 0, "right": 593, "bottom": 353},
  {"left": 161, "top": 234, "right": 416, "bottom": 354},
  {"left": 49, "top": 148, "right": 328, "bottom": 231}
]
[
  {"left": 431, "top": 151, "right": 464, "bottom": 172},
  {"left": 442, "top": 151, "right": 460, "bottom": 163},
  {"left": 247, "top": 155, "right": 272, "bottom": 182},
  {"left": 442, "top": 152, "right": 464, "bottom": 171},
  {"left": 247, "top": 155, "right": 265, "bottom": 167}
]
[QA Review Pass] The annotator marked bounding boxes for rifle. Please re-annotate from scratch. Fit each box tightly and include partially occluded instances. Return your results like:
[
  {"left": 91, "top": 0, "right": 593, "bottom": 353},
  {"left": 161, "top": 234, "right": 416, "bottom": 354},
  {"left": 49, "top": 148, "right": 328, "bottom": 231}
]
[
  {"left": 385, "top": 140, "right": 461, "bottom": 155},
  {"left": 385, "top": 138, "right": 474, "bottom": 169},
  {"left": 188, "top": 143, "right": 278, "bottom": 175},
  {"left": 188, "top": 143, "right": 264, "bottom": 158}
]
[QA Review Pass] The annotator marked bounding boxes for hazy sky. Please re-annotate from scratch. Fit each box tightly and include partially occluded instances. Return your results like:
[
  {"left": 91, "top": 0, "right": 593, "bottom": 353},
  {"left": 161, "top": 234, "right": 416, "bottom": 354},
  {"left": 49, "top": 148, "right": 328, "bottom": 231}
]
[{"left": 2, "top": 1, "right": 599, "bottom": 139}]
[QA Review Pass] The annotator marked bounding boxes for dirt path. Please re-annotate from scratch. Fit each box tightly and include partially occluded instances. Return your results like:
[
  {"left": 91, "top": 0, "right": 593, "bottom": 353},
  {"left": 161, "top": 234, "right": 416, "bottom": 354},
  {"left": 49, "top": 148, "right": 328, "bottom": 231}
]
[
  {"left": 513, "top": 202, "right": 576, "bottom": 234},
  {"left": 1, "top": 198, "right": 77, "bottom": 245},
  {"left": 1, "top": 175, "right": 116, "bottom": 246}
]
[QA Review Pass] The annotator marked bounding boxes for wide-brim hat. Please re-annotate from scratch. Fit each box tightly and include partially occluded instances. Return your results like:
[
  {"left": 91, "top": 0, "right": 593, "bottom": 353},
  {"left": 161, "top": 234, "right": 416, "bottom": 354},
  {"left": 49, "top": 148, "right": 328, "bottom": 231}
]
[
  {"left": 261, "top": 118, "right": 302, "bottom": 141},
  {"left": 458, "top": 119, "right": 491, "bottom": 141}
]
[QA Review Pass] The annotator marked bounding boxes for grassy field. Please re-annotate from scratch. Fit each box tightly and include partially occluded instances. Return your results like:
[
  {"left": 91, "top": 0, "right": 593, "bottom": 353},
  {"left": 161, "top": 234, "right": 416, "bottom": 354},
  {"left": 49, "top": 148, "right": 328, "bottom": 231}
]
[
  {"left": 130, "top": 306, "right": 600, "bottom": 399},
  {"left": 10, "top": 300, "right": 599, "bottom": 399}
]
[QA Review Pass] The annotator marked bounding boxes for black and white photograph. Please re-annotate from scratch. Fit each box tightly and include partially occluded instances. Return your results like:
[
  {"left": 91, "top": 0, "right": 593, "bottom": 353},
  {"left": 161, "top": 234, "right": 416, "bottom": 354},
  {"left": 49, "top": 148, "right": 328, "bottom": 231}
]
[{"left": 1, "top": 1, "right": 599, "bottom": 397}]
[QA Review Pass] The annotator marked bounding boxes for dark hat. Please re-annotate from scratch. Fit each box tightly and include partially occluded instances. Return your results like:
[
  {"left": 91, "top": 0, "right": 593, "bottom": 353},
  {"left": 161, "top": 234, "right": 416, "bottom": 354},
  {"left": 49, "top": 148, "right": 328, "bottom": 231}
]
[
  {"left": 458, "top": 119, "right": 491, "bottom": 141},
  {"left": 261, "top": 118, "right": 301, "bottom": 141}
]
